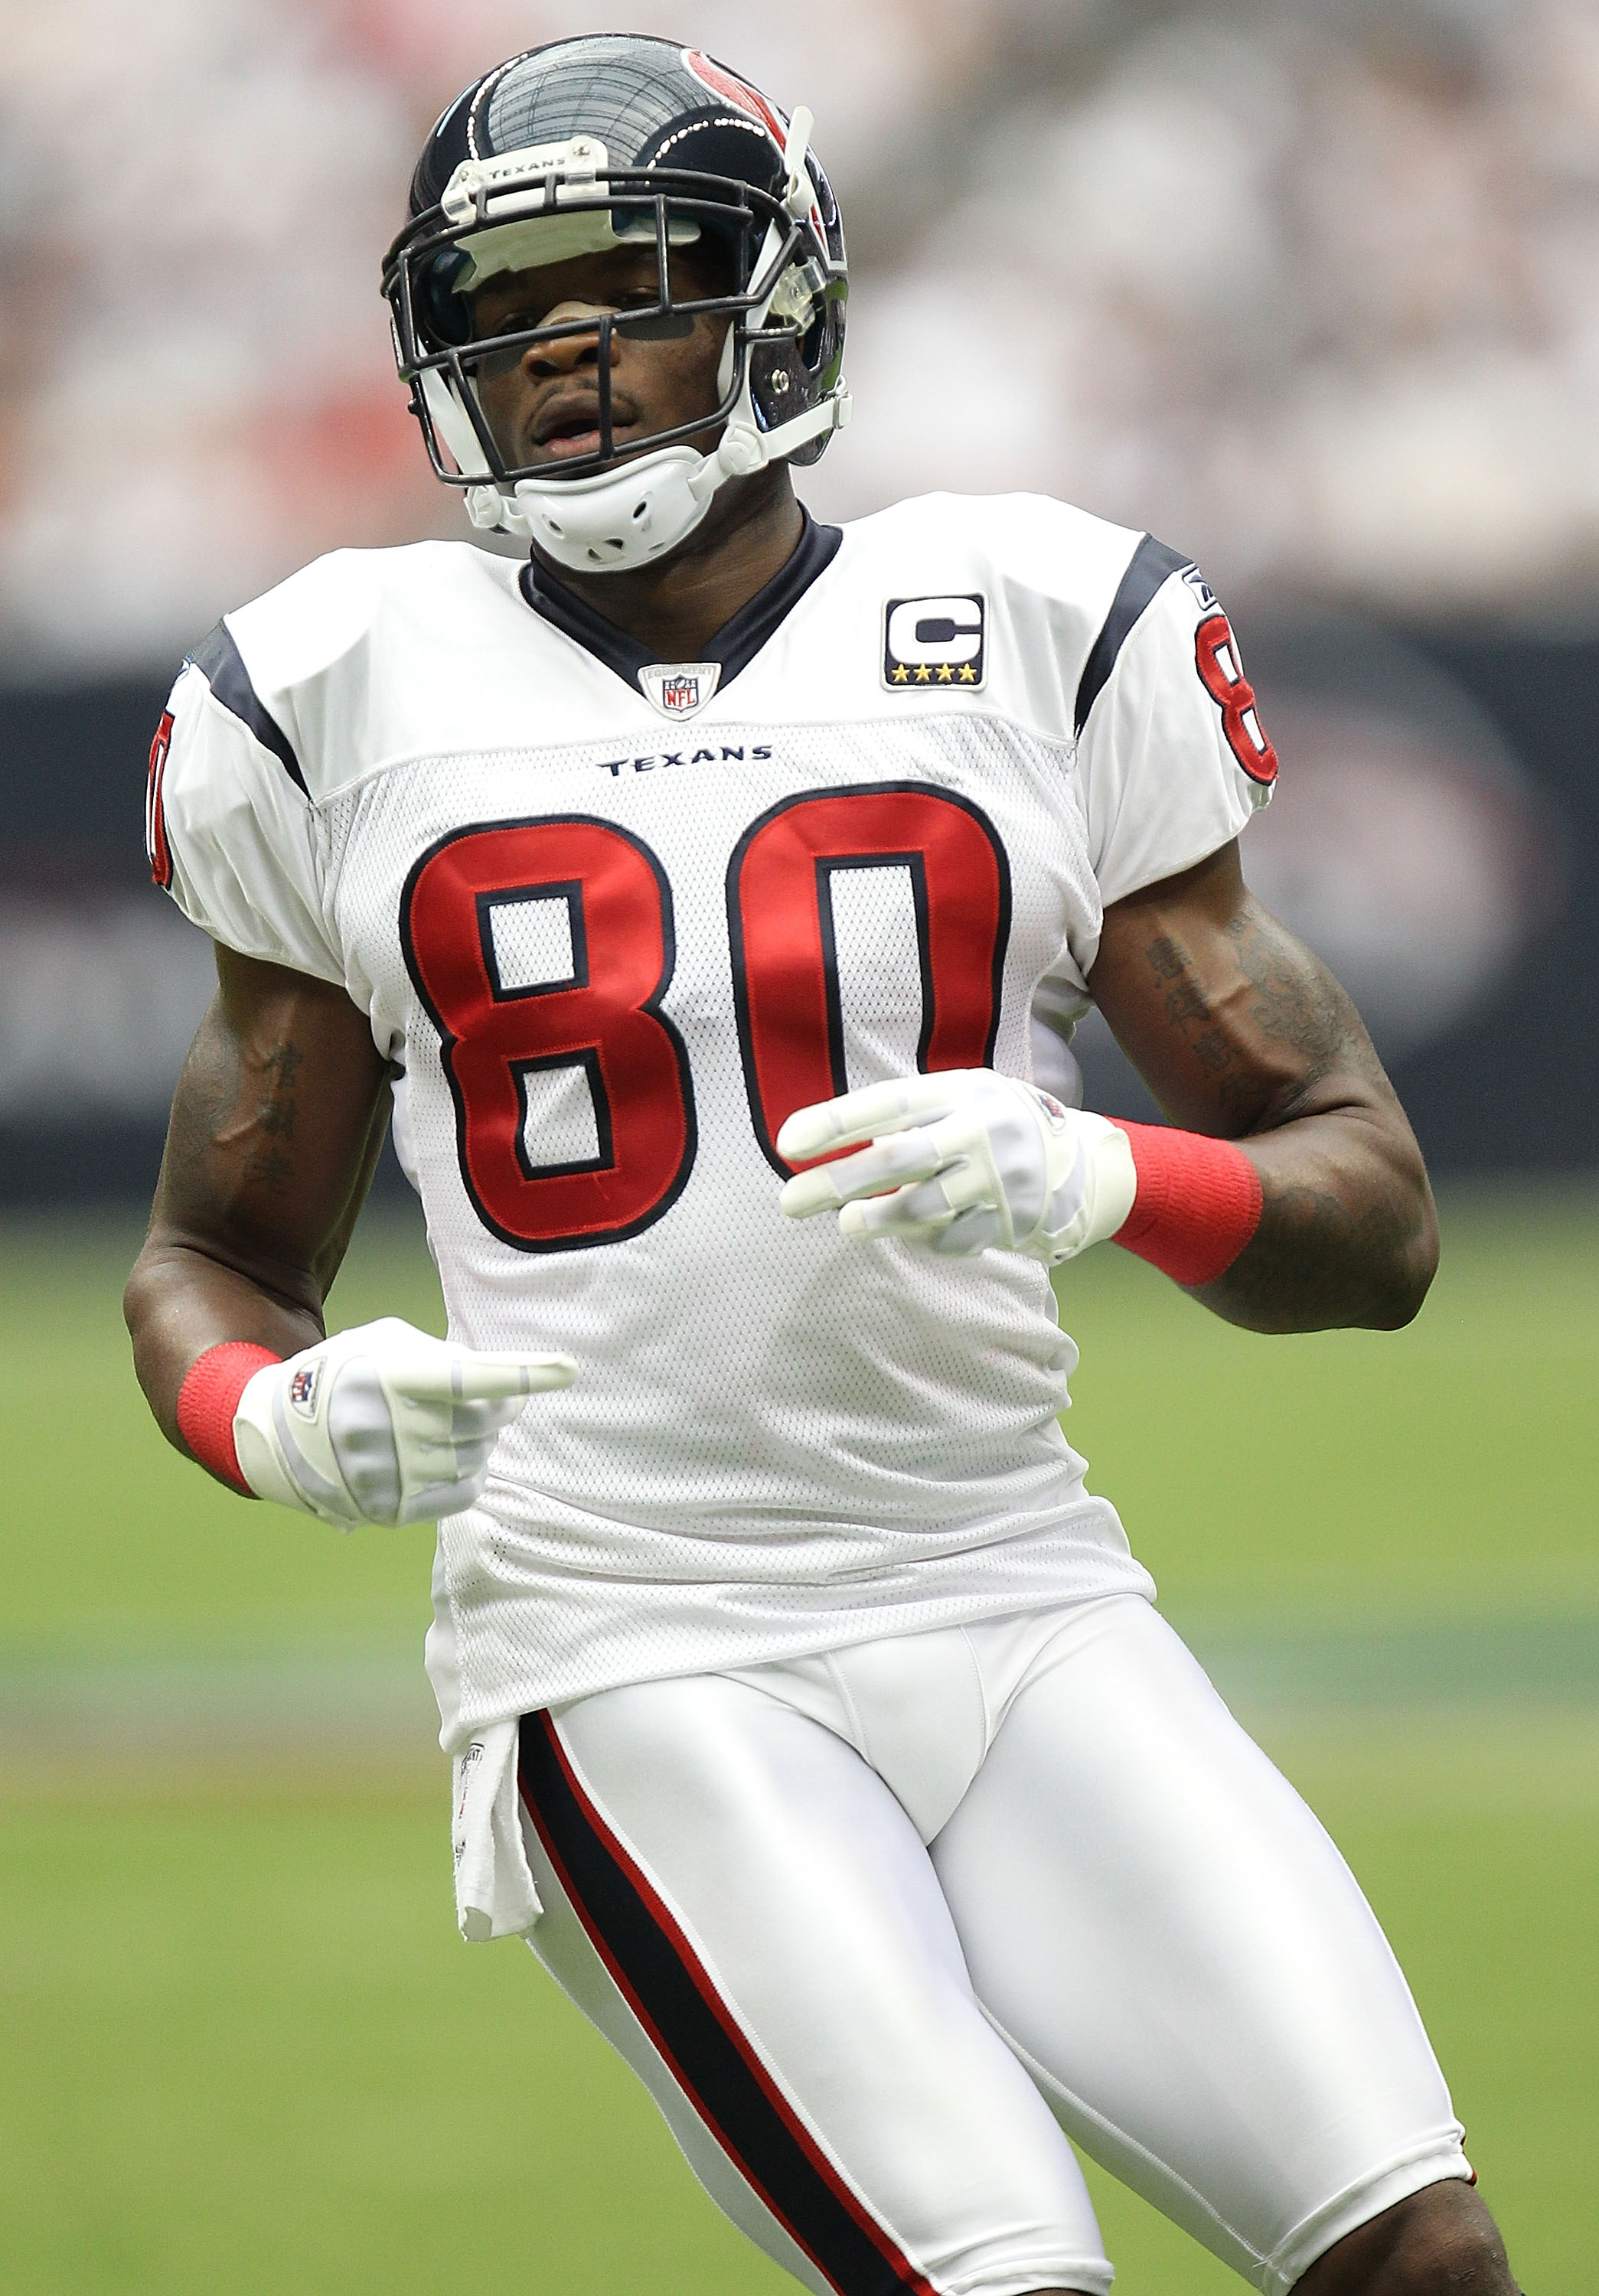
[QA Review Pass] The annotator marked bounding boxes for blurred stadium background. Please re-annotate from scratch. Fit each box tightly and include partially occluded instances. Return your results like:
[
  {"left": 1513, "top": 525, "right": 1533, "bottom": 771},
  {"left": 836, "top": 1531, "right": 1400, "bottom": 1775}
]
[{"left": 1, "top": 2, "right": 1594, "bottom": 2289}]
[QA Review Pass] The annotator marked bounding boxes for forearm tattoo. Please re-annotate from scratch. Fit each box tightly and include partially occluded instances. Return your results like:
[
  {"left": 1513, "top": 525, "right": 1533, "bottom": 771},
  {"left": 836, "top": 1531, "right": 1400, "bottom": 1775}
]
[
  {"left": 1144, "top": 930, "right": 1255, "bottom": 1124},
  {"left": 1143, "top": 908, "right": 1359, "bottom": 1130},
  {"left": 1137, "top": 908, "right": 1434, "bottom": 1331},
  {"left": 243, "top": 1042, "right": 303, "bottom": 1192},
  {"left": 162, "top": 1019, "right": 306, "bottom": 1210}
]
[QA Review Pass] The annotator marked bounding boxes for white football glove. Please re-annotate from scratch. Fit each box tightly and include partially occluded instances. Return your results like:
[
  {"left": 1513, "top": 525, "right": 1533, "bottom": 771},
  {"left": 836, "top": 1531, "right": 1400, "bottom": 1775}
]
[
  {"left": 776, "top": 1070, "right": 1138, "bottom": 1266},
  {"left": 232, "top": 1316, "right": 576, "bottom": 1528}
]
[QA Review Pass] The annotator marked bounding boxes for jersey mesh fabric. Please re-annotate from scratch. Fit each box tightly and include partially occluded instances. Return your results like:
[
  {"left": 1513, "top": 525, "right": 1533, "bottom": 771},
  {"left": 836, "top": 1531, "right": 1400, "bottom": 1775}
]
[
  {"left": 322, "top": 709, "right": 1154, "bottom": 1740},
  {"left": 154, "top": 497, "right": 1268, "bottom": 1745}
]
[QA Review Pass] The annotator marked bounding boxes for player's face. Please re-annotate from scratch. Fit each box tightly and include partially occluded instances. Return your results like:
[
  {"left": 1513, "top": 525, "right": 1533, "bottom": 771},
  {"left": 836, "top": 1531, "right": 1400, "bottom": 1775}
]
[{"left": 468, "top": 245, "right": 732, "bottom": 473}]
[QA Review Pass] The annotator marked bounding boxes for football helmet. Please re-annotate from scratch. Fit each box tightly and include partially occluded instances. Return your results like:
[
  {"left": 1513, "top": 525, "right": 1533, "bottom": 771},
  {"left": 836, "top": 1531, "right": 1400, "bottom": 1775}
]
[{"left": 382, "top": 34, "right": 850, "bottom": 572}]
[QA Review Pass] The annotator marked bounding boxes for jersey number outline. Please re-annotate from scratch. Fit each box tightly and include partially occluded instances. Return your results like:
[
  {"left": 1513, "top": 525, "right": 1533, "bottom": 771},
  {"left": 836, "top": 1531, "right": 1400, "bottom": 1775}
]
[
  {"left": 400, "top": 816, "right": 697, "bottom": 1254},
  {"left": 1195, "top": 612, "right": 1278, "bottom": 786},
  {"left": 726, "top": 784, "right": 1011, "bottom": 1174},
  {"left": 147, "top": 709, "right": 175, "bottom": 889},
  {"left": 400, "top": 784, "right": 1012, "bottom": 1251}
]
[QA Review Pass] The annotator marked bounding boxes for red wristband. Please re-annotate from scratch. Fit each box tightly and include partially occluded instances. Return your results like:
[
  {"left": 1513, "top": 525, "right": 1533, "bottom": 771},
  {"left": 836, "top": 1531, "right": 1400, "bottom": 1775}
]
[
  {"left": 175, "top": 1342, "right": 282, "bottom": 1494},
  {"left": 1111, "top": 1121, "right": 1263, "bottom": 1288}
]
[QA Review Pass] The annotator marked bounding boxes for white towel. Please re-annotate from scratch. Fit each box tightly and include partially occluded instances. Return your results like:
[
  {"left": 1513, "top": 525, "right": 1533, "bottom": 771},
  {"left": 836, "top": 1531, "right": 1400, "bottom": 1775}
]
[{"left": 451, "top": 1717, "right": 543, "bottom": 1942}]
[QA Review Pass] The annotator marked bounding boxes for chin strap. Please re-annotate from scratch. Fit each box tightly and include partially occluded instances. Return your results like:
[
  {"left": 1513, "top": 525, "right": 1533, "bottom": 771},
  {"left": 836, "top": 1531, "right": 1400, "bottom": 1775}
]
[{"left": 425, "top": 106, "right": 850, "bottom": 572}]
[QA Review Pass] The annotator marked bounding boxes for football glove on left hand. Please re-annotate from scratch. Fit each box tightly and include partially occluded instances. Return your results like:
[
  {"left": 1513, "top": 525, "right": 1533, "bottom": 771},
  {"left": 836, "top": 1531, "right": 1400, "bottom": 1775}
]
[{"left": 776, "top": 1070, "right": 1137, "bottom": 1265}]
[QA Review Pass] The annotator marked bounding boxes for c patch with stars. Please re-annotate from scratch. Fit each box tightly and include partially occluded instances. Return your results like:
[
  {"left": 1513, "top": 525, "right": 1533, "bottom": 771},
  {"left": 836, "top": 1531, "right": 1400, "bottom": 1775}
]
[{"left": 883, "top": 594, "right": 986, "bottom": 692}]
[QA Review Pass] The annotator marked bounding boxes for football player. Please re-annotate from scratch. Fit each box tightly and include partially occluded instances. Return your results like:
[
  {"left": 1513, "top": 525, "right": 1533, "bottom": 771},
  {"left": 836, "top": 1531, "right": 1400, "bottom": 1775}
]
[{"left": 126, "top": 34, "right": 1519, "bottom": 2296}]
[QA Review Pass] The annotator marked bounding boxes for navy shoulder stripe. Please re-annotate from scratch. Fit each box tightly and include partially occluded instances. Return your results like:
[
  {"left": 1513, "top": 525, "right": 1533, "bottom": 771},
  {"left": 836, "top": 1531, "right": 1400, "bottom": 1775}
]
[
  {"left": 1072, "top": 535, "right": 1192, "bottom": 736},
  {"left": 188, "top": 621, "right": 307, "bottom": 794}
]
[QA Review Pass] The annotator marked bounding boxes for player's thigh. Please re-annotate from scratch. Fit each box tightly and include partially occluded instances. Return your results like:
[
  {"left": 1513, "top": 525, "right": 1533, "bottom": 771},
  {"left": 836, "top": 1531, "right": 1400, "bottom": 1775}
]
[
  {"left": 517, "top": 1673, "right": 1109, "bottom": 2296},
  {"left": 931, "top": 1598, "right": 1469, "bottom": 2296}
]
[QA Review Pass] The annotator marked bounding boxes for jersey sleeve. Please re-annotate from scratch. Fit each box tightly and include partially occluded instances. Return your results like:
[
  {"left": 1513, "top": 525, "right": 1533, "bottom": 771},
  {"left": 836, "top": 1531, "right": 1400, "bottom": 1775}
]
[
  {"left": 1073, "top": 542, "right": 1276, "bottom": 912},
  {"left": 146, "top": 625, "right": 345, "bottom": 985}
]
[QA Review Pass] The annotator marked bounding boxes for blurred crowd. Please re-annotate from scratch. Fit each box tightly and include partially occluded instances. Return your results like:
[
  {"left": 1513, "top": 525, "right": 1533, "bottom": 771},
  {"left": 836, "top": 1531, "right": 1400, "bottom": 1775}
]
[
  {"left": 0, "top": 0, "right": 1593, "bottom": 1166},
  {"left": 5, "top": 0, "right": 1599, "bottom": 672}
]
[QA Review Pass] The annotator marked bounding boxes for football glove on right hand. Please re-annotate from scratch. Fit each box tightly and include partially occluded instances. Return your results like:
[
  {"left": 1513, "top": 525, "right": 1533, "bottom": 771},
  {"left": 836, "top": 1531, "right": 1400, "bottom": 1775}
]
[
  {"left": 776, "top": 1070, "right": 1137, "bottom": 1265},
  {"left": 232, "top": 1317, "right": 576, "bottom": 1528}
]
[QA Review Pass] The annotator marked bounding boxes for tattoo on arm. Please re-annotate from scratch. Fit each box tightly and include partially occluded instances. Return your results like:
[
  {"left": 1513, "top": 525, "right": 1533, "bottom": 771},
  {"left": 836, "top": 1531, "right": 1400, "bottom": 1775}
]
[
  {"left": 126, "top": 956, "right": 395, "bottom": 1448},
  {"left": 1222, "top": 906, "right": 1358, "bottom": 1104},
  {"left": 1139, "top": 929, "right": 1255, "bottom": 1123},
  {"left": 243, "top": 1042, "right": 303, "bottom": 1190},
  {"left": 1117, "top": 903, "right": 1435, "bottom": 1330},
  {"left": 1140, "top": 907, "right": 1362, "bottom": 1132}
]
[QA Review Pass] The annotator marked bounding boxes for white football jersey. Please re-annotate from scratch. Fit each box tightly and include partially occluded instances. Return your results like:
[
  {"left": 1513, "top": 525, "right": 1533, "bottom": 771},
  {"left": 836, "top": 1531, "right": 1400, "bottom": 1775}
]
[{"left": 148, "top": 493, "right": 1274, "bottom": 1746}]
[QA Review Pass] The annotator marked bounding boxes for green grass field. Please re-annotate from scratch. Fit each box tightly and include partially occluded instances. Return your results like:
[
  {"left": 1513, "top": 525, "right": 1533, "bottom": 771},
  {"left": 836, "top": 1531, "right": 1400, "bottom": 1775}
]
[{"left": 2, "top": 1190, "right": 1595, "bottom": 2294}]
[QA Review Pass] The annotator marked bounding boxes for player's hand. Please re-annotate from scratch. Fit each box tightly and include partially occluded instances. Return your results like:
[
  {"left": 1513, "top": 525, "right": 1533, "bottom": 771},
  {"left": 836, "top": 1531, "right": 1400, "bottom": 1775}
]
[
  {"left": 775, "top": 1070, "right": 1137, "bottom": 1265},
  {"left": 230, "top": 1317, "right": 576, "bottom": 1528}
]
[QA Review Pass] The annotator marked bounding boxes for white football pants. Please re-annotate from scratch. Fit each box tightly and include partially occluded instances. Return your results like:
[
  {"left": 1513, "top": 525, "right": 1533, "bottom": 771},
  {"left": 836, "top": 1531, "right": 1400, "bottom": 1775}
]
[{"left": 515, "top": 1594, "right": 1470, "bottom": 2296}]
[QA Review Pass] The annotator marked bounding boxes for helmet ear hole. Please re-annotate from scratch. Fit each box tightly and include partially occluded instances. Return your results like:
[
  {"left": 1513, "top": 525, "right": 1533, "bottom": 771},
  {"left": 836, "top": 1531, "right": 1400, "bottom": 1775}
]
[{"left": 749, "top": 335, "right": 810, "bottom": 432}]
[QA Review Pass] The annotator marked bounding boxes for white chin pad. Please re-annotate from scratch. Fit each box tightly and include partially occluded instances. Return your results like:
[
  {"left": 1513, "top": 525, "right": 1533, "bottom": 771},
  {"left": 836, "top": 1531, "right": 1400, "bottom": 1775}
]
[{"left": 507, "top": 442, "right": 728, "bottom": 572}]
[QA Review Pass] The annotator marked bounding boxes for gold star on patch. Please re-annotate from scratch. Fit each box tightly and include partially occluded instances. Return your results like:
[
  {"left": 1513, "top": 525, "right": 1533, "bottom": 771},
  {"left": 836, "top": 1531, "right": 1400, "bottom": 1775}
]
[
  {"left": 914, "top": 664, "right": 932, "bottom": 682},
  {"left": 936, "top": 662, "right": 954, "bottom": 682},
  {"left": 890, "top": 664, "right": 909, "bottom": 683},
  {"left": 958, "top": 662, "right": 977, "bottom": 682}
]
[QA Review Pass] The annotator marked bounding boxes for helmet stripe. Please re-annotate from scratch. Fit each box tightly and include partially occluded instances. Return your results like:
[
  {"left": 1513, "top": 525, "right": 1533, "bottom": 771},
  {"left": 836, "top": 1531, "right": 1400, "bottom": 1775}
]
[{"left": 683, "top": 51, "right": 788, "bottom": 150}]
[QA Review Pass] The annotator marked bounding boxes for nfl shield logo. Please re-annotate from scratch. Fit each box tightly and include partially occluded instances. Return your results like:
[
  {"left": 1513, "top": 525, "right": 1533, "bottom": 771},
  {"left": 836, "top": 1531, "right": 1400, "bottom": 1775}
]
[
  {"left": 288, "top": 1362, "right": 321, "bottom": 1417},
  {"left": 638, "top": 660, "right": 722, "bottom": 720}
]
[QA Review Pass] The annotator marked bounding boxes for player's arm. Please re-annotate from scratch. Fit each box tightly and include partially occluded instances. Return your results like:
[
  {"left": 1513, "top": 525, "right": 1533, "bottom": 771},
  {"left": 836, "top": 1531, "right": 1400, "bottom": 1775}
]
[
  {"left": 126, "top": 946, "right": 573, "bottom": 1524},
  {"left": 125, "top": 944, "right": 395, "bottom": 1448},
  {"left": 776, "top": 860, "right": 1436, "bottom": 1337},
  {"left": 778, "top": 843, "right": 1434, "bottom": 1335},
  {"left": 1086, "top": 837, "right": 1437, "bottom": 1333}
]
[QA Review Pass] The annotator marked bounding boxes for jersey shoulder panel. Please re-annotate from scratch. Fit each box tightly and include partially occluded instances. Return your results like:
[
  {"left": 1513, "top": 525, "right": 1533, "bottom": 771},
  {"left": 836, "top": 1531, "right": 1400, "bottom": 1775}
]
[
  {"left": 836, "top": 494, "right": 1274, "bottom": 917},
  {"left": 152, "top": 543, "right": 529, "bottom": 980},
  {"left": 152, "top": 651, "right": 345, "bottom": 981},
  {"left": 841, "top": 491, "right": 1141, "bottom": 592},
  {"left": 1072, "top": 556, "right": 1277, "bottom": 919},
  {"left": 837, "top": 492, "right": 1150, "bottom": 739},
  {"left": 220, "top": 542, "right": 529, "bottom": 800}
]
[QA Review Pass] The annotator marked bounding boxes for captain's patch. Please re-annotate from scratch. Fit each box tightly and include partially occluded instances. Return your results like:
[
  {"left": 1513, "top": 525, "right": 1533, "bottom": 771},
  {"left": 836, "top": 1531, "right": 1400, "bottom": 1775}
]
[{"left": 883, "top": 595, "right": 985, "bottom": 690}]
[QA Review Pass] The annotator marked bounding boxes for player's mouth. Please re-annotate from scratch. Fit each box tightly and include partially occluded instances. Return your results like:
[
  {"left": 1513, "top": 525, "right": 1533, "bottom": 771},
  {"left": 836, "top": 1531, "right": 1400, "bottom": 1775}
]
[{"left": 530, "top": 394, "right": 642, "bottom": 462}]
